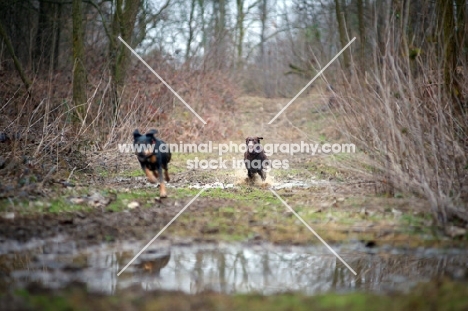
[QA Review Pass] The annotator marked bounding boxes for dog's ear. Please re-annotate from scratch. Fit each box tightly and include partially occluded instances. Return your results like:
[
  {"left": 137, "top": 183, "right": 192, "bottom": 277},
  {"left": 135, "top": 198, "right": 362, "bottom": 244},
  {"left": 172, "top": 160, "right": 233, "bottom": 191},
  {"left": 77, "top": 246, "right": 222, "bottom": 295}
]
[
  {"left": 133, "top": 129, "right": 142, "bottom": 139},
  {"left": 257, "top": 137, "right": 263, "bottom": 141},
  {"left": 147, "top": 129, "right": 158, "bottom": 136},
  {"left": 146, "top": 129, "right": 158, "bottom": 141}
]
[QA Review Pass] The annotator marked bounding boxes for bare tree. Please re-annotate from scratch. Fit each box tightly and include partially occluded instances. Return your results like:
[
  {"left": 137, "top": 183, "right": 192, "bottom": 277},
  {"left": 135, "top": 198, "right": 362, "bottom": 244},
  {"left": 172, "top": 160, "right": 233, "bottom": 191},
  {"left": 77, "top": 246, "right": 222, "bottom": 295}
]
[
  {"left": 185, "top": 0, "right": 197, "bottom": 63},
  {"left": 235, "top": 0, "right": 259, "bottom": 67},
  {"left": 109, "top": 0, "right": 141, "bottom": 111},
  {"left": 259, "top": 0, "right": 269, "bottom": 96},
  {"left": 357, "top": 0, "right": 365, "bottom": 66},
  {"left": 0, "top": 19, "right": 31, "bottom": 90},
  {"left": 34, "top": 0, "right": 62, "bottom": 72},
  {"left": 72, "top": 0, "right": 87, "bottom": 118},
  {"left": 334, "top": 0, "right": 350, "bottom": 70}
]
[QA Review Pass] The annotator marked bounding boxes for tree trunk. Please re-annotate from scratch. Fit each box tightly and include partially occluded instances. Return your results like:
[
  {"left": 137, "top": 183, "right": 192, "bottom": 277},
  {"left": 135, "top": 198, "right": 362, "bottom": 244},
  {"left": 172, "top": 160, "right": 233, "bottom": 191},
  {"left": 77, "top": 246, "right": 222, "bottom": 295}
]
[
  {"left": 112, "top": 0, "right": 140, "bottom": 87},
  {"left": 110, "top": 0, "right": 141, "bottom": 115},
  {"left": 197, "top": 0, "right": 207, "bottom": 57},
  {"left": 437, "top": 0, "right": 456, "bottom": 92},
  {"left": 357, "top": 0, "right": 365, "bottom": 67},
  {"left": 54, "top": 2, "right": 62, "bottom": 70},
  {"left": 436, "top": 0, "right": 466, "bottom": 140},
  {"left": 212, "top": 0, "right": 227, "bottom": 69},
  {"left": 236, "top": 0, "right": 258, "bottom": 69},
  {"left": 260, "top": 0, "right": 270, "bottom": 97},
  {"left": 34, "top": 0, "right": 59, "bottom": 72},
  {"left": 236, "top": 0, "right": 245, "bottom": 63},
  {"left": 335, "top": 0, "right": 350, "bottom": 71},
  {"left": 455, "top": 0, "right": 467, "bottom": 64},
  {"left": 0, "top": 19, "right": 31, "bottom": 90},
  {"left": 185, "top": 0, "right": 197, "bottom": 63},
  {"left": 72, "top": 0, "right": 87, "bottom": 119}
]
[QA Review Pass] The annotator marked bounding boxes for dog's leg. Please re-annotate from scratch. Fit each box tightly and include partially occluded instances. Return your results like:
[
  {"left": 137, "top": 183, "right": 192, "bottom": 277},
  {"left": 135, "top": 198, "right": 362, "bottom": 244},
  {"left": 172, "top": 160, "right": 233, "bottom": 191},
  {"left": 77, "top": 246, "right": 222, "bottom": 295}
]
[
  {"left": 158, "top": 166, "right": 167, "bottom": 198},
  {"left": 149, "top": 155, "right": 159, "bottom": 178},
  {"left": 160, "top": 182, "right": 167, "bottom": 198},
  {"left": 144, "top": 167, "right": 158, "bottom": 184},
  {"left": 162, "top": 163, "right": 170, "bottom": 182},
  {"left": 247, "top": 170, "right": 254, "bottom": 179},
  {"left": 259, "top": 170, "right": 266, "bottom": 181}
]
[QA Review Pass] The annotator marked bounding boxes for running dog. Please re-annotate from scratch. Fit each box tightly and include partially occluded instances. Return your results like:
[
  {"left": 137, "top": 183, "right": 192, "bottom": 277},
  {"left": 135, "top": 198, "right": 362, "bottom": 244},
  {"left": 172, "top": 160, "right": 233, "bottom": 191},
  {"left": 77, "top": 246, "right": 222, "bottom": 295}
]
[
  {"left": 133, "top": 129, "right": 171, "bottom": 198},
  {"left": 244, "top": 136, "right": 269, "bottom": 181}
]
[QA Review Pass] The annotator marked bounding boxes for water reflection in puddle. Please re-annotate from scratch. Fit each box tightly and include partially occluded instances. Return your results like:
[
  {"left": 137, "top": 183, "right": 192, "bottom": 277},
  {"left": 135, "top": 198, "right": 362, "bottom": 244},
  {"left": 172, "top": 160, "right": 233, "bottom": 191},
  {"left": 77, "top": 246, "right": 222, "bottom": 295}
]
[{"left": 1, "top": 240, "right": 467, "bottom": 295}]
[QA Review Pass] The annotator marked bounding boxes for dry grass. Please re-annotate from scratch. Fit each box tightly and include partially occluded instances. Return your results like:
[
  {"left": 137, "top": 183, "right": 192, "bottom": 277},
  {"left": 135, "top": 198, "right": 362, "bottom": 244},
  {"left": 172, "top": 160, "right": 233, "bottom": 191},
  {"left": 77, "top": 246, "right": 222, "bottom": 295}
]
[
  {"left": 0, "top": 57, "right": 239, "bottom": 191},
  {"left": 327, "top": 38, "right": 467, "bottom": 228}
]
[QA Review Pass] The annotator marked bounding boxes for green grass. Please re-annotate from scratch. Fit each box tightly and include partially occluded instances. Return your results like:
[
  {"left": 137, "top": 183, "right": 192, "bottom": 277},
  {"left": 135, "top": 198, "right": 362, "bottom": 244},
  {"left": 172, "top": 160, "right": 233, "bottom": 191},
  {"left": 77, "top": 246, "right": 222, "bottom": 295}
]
[
  {"left": 0, "top": 197, "right": 88, "bottom": 214},
  {"left": 120, "top": 169, "right": 144, "bottom": 178},
  {"left": 8, "top": 279, "right": 468, "bottom": 311},
  {"left": 271, "top": 168, "right": 306, "bottom": 179},
  {"left": 48, "top": 199, "right": 87, "bottom": 213},
  {"left": 303, "top": 161, "right": 341, "bottom": 178},
  {"left": 204, "top": 187, "right": 267, "bottom": 201},
  {"left": 171, "top": 186, "right": 281, "bottom": 205},
  {"left": 0, "top": 187, "right": 164, "bottom": 214},
  {"left": 94, "top": 166, "right": 113, "bottom": 178}
]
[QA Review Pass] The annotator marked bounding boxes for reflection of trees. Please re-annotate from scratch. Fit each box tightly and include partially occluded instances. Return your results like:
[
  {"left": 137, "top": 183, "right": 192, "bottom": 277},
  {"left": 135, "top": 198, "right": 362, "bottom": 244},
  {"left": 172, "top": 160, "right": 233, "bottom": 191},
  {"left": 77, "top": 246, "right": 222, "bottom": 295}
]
[
  {"left": 261, "top": 252, "right": 271, "bottom": 289},
  {"left": 0, "top": 252, "right": 32, "bottom": 291},
  {"left": 218, "top": 250, "right": 226, "bottom": 292},
  {"left": 159, "top": 247, "right": 467, "bottom": 295},
  {"left": 191, "top": 251, "right": 204, "bottom": 293},
  {"left": 4, "top": 243, "right": 467, "bottom": 295}
]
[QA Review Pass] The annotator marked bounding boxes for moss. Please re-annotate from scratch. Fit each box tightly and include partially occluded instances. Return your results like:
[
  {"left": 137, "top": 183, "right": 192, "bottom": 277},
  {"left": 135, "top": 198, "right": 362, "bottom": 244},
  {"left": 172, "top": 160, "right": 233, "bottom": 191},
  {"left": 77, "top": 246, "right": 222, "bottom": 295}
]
[
  {"left": 120, "top": 169, "right": 144, "bottom": 178},
  {"left": 47, "top": 199, "right": 82, "bottom": 213}
]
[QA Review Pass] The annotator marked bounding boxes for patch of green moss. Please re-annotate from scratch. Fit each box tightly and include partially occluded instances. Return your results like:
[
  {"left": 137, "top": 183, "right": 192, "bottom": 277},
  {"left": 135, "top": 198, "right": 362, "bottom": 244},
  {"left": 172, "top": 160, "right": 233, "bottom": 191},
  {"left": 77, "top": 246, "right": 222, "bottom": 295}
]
[
  {"left": 94, "top": 166, "right": 114, "bottom": 178},
  {"left": 120, "top": 169, "right": 144, "bottom": 178},
  {"left": 47, "top": 199, "right": 83, "bottom": 213}
]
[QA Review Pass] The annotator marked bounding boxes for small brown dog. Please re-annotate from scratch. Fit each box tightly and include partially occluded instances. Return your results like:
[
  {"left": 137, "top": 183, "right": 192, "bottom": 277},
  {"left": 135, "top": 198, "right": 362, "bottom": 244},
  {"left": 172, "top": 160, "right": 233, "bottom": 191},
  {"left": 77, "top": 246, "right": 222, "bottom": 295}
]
[{"left": 244, "top": 136, "right": 269, "bottom": 181}]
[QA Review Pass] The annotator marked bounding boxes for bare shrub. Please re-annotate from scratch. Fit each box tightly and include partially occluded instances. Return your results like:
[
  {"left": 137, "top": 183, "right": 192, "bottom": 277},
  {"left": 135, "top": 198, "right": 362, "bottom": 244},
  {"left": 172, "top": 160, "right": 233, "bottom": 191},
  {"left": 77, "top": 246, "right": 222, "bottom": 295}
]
[
  {"left": 0, "top": 51, "right": 239, "bottom": 190},
  {"left": 331, "top": 40, "right": 467, "bottom": 228}
]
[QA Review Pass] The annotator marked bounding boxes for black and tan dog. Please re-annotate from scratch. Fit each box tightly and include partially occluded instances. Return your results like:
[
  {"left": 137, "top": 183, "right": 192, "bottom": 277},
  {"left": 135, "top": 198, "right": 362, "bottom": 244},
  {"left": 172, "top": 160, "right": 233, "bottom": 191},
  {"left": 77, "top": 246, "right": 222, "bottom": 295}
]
[
  {"left": 244, "top": 136, "right": 269, "bottom": 181},
  {"left": 133, "top": 129, "right": 171, "bottom": 198}
]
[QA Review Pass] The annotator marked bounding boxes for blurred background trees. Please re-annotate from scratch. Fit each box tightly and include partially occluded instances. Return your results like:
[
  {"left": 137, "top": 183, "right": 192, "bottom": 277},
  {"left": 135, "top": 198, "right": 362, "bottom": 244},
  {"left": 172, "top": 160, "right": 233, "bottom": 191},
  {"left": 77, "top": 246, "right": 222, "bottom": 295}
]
[{"left": 0, "top": 0, "right": 465, "bottom": 98}]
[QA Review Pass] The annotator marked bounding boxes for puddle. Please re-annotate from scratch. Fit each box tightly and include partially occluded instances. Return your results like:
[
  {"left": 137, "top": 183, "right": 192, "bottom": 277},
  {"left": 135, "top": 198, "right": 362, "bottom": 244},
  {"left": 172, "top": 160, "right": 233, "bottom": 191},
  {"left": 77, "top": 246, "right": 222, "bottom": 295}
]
[
  {"left": 189, "top": 182, "right": 234, "bottom": 189},
  {"left": 1, "top": 238, "right": 467, "bottom": 295},
  {"left": 109, "top": 169, "right": 324, "bottom": 191},
  {"left": 113, "top": 180, "right": 319, "bottom": 190},
  {"left": 188, "top": 179, "right": 323, "bottom": 190},
  {"left": 271, "top": 179, "right": 325, "bottom": 190}
]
